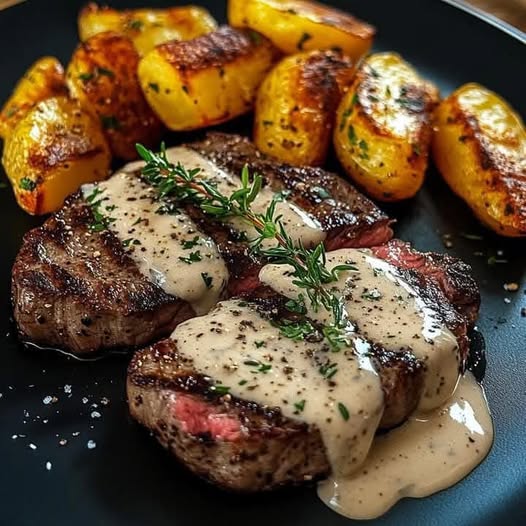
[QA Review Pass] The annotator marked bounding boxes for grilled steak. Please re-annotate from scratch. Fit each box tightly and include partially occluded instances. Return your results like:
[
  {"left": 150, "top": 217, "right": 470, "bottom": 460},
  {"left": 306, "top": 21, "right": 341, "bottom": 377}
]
[
  {"left": 11, "top": 133, "right": 392, "bottom": 355},
  {"left": 127, "top": 247, "right": 478, "bottom": 491}
]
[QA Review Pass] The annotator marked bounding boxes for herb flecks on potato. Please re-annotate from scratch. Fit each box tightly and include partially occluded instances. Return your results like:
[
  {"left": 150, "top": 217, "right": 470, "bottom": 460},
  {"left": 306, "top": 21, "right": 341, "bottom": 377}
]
[
  {"left": 433, "top": 83, "right": 526, "bottom": 237},
  {"left": 254, "top": 49, "right": 356, "bottom": 166},
  {"left": 2, "top": 96, "right": 111, "bottom": 215},
  {"left": 228, "top": 0, "right": 375, "bottom": 62},
  {"left": 67, "top": 31, "right": 163, "bottom": 160},
  {"left": 78, "top": 3, "right": 217, "bottom": 56},
  {"left": 0, "top": 57, "right": 67, "bottom": 140},
  {"left": 139, "top": 26, "right": 280, "bottom": 131},
  {"left": 334, "top": 52, "right": 439, "bottom": 202}
]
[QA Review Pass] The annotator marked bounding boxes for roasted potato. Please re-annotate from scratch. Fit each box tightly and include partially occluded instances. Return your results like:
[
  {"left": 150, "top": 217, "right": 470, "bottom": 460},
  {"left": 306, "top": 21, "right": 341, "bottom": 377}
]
[
  {"left": 254, "top": 50, "right": 356, "bottom": 166},
  {"left": 2, "top": 96, "right": 111, "bottom": 215},
  {"left": 432, "top": 83, "right": 526, "bottom": 237},
  {"left": 139, "top": 26, "right": 279, "bottom": 131},
  {"left": 67, "top": 31, "right": 163, "bottom": 160},
  {"left": 78, "top": 3, "right": 217, "bottom": 56},
  {"left": 228, "top": 0, "right": 375, "bottom": 62},
  {"left": 0, "top": 57, "right": 67, "bottom": 139},
  {"left": 334, "top": 52, "right": 439, "bottom": 201}
]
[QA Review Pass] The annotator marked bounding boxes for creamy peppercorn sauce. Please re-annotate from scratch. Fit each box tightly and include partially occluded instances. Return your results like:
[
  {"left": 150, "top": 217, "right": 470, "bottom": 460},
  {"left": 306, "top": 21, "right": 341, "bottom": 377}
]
[
  {"left": 81, "top": 147, "right": 325, "bottom": 314},
  {"left": 172, "top": 249, "right": 493, "bottom": 520}
]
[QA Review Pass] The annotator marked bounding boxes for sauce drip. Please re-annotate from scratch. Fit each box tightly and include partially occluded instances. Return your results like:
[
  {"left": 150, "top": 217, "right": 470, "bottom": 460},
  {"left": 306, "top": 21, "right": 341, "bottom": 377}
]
[{"left": 318, "top": 373, "right": 493, "bottom": 519}]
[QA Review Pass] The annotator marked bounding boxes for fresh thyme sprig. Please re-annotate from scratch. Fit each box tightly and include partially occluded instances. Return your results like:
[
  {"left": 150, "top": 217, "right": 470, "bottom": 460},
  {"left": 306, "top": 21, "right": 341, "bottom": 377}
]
[{"left": 136, "top": 143, "right": 355, "bottom": 351}]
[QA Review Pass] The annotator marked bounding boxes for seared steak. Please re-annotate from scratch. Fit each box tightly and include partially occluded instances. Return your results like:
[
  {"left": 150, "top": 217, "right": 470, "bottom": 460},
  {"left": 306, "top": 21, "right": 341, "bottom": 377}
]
[
  {"left": 127, "top": 251, "right": 472, "bottom": 492},
  {"left": 11, "top": 133, "right": 392, "bottom": 355}
]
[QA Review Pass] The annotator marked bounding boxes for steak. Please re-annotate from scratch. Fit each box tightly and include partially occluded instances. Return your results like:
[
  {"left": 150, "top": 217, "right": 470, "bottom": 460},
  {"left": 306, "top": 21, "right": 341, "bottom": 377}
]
[
  {"left": 127, "top": 262, "right": 471, "bottom": 491},
  {"left": 11, "top": 133, "right": 392, "bottom": 355}
]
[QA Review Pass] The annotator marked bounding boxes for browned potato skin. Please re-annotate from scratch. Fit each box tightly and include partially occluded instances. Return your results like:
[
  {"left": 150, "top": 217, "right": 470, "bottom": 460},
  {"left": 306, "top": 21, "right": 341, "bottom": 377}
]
[
  {"left": 432, "top": 83, "right": 526, "bottom": 237},
  {"left": 78, "top": 3, "right": 218, "bottom": 56},
  {"left": 254, "top": 50, "right": 356, "bottom": 166},
  {"left": 334, "top": 53, "right": 439, "bottom": 202},
  {"left": 139, "top": 26, "right": 280, "bottom": 131},
  {"left": 228, "top": 0, "right": 375, "bottom": 62},
  {"left": 67, "top": 31, "right": 163, "bottom": 160},
  {"left": 2, "top": 96, "right": 111, "bottom": 215},
  {"left": 0, "top": 57, "right": 67, "bottom": 139}
]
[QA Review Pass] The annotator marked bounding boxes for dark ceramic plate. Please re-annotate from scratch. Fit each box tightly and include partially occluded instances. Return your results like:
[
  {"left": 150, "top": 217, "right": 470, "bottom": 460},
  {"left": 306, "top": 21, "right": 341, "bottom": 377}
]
[{"left": 0, "top": 1, "right": 524, "bottom": 525}]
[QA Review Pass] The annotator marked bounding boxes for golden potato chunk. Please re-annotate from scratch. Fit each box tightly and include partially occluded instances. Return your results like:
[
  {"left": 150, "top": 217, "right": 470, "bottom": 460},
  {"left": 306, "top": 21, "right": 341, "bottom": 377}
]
[
  {"left": 254, "top": 50, "right": 356, "bottom": 166},
  {"left": 139, "top": 26, "right": 280, "bottom": 131},
  {"left": 0, "top": 57, "right": 67, "bottom": 139},
  {"left": 2, "top": 96, "right": 111, "bottom": 215},
  {"left": 67, "top": 31, "right": 163, "bottom": 160},
  {"left": 334, "top": 52, "right": 439, "bottom": 201},
  {"left": 433, "top": 83, "right": 526, "bottom": 237},
  {"left": 78, "top": 3, "right": 217, "bottom": 56},
  {"left": 228, "top": 0, "right": 375, "bottom": 62}
]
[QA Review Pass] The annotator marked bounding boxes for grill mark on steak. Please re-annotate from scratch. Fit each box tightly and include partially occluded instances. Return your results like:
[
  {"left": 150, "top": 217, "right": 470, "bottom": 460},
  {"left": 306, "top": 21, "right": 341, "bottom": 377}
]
[{"left": 12, "top": 197, "right": 194, "bottom": 354}]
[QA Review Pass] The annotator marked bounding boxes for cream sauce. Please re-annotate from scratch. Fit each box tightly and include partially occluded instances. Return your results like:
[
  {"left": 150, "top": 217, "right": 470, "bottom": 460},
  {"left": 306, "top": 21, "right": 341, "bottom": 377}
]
[
  {"left": 164, "top": 147, "right": 326, "bottom": 250},
  {"left": 318, "top": 373, "right": 493, "bottom": 519},
  {"left": 82, "top": 167, "right": 227, "bottom": 315},
  {"left": 260, "top": 248, "right": 461, "bottom": 410},
  {"left": 172, "top": 299, "right": 385, "bottom": 476}
]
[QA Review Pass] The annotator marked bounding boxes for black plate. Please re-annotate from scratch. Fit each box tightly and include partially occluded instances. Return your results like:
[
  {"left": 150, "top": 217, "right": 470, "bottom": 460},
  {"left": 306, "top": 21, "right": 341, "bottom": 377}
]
[{"left": 0, "top": 1, "right": 525, "bottom": 525}]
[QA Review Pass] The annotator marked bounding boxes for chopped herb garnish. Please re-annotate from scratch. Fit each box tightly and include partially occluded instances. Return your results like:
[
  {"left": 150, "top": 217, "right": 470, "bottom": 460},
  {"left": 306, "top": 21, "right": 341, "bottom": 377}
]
[
  {"left": 338, "top": 402, "right": 350, "bottom": 421},
  {"left": 201, "top": 272, "right": 213, "bottom": 289},
  {"left": 248, "top": 30, "right": 262, "bottom": 45},
  {"left": 79, "top": 67, "right": 114, "bottom": 83},
  {"left": 210, "top": 384, "right": 230, "bottom": 395},
  {"left": 262, "top": 120, "right": 274, "bottom": 127},
  {"left": 181, "top": 85, "right": 189, "bottom": 94},
  {"left": 128, "top": 19, "right": 143, "bottom": 31},
  {"left": 358, "top": 139, "right": 368, "bottom": 151},
  {"left": 347, "top": 124, "right": 358, "bottom": 145},
  {"left": 5, "top": 106, "right": 18, "bottom": 118},
  {"left": 181, "top": 236, "right": 200, "bottom": 249},
  {"left": 279, "top": 319, "right": 317, "bottom": 341},
  {"left": 254, "top": 340, "right": 265, "bottom": 348},
  {"left": 339, "top": 107, "right": 352, "bottom": 131},
  {"left": 101, "top": 115, "right": 120, "bottom": 130},
  {"left": 131, "top": 217, "right": 143, "bottom": 226},
  {"left": 19, "top": 177, "right": 36, "bottom": 191},
  {"left": 179, "top": 251, "right": 202, "bottom": 264},
  {"left": 285, "top": 296, "right": 307, "bottom": 315},
  {"left": 85, "top": 187, "right": 116, "bottom": 232},
  {"left": 244, "top": 359, "right": 272, "bottom": 374},
  {"left": 238, "top": 379, "right": 248, "bottom": 386},
  {"left": 148, "top": 83, "right": 159, "bottom": 93},
  {"left": 78, "top": 72, "right": 94, "bottom": 82},
  {"left": 385, "top": 86, "right": 392, "bottom": 97},
  {"left": 412, "top": 143, "right": 421, "bottom": 156},
  {"left": 319, "top": 361, "right": 338, "bottom": 379},
  {"left": 297, "top": 32, "right": 312, "bottom": 50},
  {"left": 95, "top": 67, "right": 114, "bottom": 78},
  {"left": 294, "top": 400, "right": 306, "bottom": 413}
]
